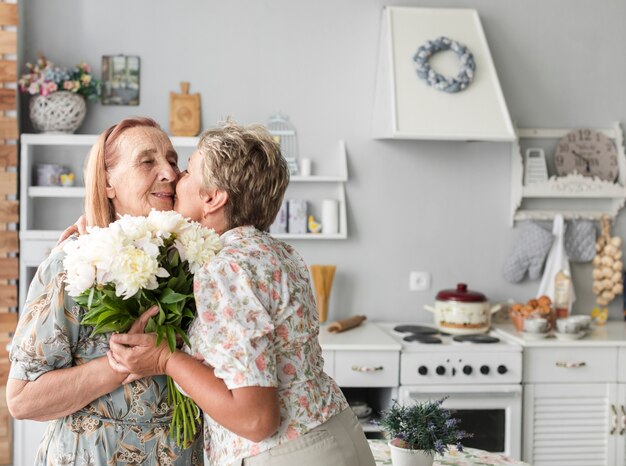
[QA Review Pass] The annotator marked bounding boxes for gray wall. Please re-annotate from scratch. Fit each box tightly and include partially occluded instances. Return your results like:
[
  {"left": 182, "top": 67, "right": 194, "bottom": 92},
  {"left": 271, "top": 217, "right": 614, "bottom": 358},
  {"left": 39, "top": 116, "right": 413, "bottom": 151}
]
[{"left": 20, "top": 0, "right": 626, "bottom": 322}]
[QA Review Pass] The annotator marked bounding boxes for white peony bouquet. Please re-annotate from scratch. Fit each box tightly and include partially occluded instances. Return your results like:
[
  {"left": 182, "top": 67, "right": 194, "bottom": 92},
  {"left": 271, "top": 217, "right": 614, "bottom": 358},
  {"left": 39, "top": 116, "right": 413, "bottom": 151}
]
[{"left": 62, "top": 209, "right": 222, "bottom": 446}]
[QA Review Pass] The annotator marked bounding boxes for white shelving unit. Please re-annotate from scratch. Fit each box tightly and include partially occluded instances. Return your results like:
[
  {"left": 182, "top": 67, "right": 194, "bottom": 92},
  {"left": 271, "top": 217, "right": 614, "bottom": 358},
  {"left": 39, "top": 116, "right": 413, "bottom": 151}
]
[
  {"left": 276, "top": 140, "right": 349, "bottom": 240},
  {"left": 510, "top": 122, "right": 626, "bottom": 225},
  {"left": 19, "top": 134, "right": 349, "bottom": 307}
]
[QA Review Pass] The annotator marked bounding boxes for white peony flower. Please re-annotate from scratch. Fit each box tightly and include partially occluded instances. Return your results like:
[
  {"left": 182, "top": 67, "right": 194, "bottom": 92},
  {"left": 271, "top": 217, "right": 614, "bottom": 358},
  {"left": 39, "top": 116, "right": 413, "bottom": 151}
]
[
  {"left": 109, "top": 246, "right": 169, "bottom": 299},
  {"left": 174, "top": 223, "right": 222, "bottom": 273},
  {"left": 113, "top": 214, "right": 153, "bottom": 243},
  {"left": 147, "top": 209, "right": 191, "bottom": 238}
]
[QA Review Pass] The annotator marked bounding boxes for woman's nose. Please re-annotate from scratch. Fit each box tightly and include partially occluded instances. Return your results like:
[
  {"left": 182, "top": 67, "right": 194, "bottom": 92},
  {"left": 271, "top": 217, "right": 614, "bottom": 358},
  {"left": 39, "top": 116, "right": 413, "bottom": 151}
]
[{"left": 158, "top": 161, "right": 178, "bottom": 182}]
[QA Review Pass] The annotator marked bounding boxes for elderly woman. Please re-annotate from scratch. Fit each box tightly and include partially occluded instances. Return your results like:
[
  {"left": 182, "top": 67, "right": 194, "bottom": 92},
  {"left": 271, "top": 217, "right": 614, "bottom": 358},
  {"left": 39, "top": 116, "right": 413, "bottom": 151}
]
[
  {"left": 109, "top": 122, "right": 376, "bottom": 466},
  {"left": 7, "top": 117, "right": 203, "bottom": 465}
]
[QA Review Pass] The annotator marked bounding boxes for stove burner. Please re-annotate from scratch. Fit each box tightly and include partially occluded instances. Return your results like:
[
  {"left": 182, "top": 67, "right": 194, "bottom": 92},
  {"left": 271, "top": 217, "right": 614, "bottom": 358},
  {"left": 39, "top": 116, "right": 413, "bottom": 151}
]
[
  {"left": 453, "top": 334, "right": 500, "bottom": 344},
  {"left": 393, "top": 325, "right": 439, "bottom": 335},
  {"left": 403, "top": 334, "right": 442, "bottom": 344}
]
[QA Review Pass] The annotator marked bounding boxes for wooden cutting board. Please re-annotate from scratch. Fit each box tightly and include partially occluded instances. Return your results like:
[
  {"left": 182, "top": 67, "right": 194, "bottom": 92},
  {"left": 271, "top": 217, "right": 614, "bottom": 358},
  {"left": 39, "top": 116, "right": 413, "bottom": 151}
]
[{"left": 169, "top": 82, "right": 200, "bottom": 136}]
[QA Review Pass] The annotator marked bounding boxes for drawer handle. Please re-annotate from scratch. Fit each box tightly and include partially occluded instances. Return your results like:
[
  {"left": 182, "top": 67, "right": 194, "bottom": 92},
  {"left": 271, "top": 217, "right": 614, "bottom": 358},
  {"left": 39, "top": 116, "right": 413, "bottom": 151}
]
[
  {"left": 611, "top": 404, "right": 618, "bottom": 435},
  {"left": 351, "top": 365, "right": 383, "bottom": 373},
  {"left": 555, "top": 361, "right": 586, "bottom": 368},
  {"left": 620, "top": 405, "right": 626, "bottom": 435}
]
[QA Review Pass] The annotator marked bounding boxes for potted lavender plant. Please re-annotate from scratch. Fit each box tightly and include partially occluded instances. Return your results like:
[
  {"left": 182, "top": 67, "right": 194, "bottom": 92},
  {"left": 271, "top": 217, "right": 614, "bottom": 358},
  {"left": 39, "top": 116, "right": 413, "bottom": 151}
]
[{"left": 378, "top": 398, "right": 472, "bottom": 466}]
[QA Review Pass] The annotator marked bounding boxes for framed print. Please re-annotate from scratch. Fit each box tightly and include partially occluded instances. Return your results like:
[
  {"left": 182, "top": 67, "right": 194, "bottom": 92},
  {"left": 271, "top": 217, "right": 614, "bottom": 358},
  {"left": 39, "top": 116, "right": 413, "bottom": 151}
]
[{"left": 101, "top": 55, "right": 140, "bottom": 105}]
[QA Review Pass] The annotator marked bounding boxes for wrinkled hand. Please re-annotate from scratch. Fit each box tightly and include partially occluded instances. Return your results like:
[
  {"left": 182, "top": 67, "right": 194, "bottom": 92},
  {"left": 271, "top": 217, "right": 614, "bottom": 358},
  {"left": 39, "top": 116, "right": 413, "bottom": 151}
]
[
  {"left": 57, "top": 215, "right": 88, "bottom": 245},
  {"left": 108, "top": 306, "right": 174, "bottom": 384}
]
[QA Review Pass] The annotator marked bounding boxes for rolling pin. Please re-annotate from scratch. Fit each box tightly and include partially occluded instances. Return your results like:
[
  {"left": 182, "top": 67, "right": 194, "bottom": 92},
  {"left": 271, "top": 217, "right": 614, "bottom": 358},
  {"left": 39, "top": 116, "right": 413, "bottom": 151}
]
[{"left": 327, "top": 315, "right": 367, "bottom": 333}]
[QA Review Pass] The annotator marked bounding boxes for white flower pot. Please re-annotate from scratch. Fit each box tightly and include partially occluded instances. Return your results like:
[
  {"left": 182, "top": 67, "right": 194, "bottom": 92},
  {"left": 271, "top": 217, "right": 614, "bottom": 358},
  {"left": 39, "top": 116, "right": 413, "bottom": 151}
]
[
  {"left": 388, "top": 442, "right": 434, "bottom": 466},
  {"left": 29, "top": 91, "right": 86, "bottom": 133}
]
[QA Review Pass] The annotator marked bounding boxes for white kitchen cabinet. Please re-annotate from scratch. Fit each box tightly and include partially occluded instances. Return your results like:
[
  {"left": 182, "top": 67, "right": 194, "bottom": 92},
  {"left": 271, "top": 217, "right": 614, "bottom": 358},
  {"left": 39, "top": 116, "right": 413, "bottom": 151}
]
[
  {"left": 524, "top": 383, "right": 617, "bottom": 466},
  {"left": 319, "top": 323, "right": 401, "bottom": 436},
  {"left": 510, "top": 123, "right": 626, "bottom": 225},
  {"left": 520, "top": 343, "right": 625, "bottom": 465}
]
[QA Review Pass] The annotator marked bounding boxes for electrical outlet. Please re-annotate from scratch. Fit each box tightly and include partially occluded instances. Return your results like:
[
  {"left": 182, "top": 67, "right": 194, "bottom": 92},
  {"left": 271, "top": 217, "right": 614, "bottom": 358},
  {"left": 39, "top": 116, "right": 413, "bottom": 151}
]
[{"left": 409, "top": 271, "right": 431, "bottom": 291}]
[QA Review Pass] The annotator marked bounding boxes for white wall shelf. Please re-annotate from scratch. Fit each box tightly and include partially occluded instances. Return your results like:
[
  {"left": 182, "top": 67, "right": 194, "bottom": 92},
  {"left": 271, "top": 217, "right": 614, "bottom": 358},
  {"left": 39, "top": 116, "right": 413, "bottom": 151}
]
[
  {"left": 28, "top": 186, "right": 86, "bottom": 197},
  {"left": 510, "top": 123, "right": 626, "bottom": 225}
]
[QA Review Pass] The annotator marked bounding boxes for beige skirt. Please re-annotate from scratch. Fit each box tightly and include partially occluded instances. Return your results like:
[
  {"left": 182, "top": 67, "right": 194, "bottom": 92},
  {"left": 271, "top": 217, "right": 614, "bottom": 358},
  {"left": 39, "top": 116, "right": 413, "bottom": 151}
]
[{"left": 232, "top": 408, "right": 376, "bottom": 466}]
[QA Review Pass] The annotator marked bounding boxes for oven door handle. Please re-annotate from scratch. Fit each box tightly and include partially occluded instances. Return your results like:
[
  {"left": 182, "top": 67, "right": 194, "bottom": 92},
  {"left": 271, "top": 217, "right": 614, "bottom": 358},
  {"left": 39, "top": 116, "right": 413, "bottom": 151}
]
[{"left": 404, "top": 390, "right": 520, "bottom": 399}]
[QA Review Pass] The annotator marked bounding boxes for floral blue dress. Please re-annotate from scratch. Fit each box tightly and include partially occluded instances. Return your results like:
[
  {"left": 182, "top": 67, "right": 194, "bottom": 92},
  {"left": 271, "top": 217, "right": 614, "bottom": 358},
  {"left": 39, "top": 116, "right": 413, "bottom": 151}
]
[{"left": 9, "top": 241, "right": 203, "bottom": 465}]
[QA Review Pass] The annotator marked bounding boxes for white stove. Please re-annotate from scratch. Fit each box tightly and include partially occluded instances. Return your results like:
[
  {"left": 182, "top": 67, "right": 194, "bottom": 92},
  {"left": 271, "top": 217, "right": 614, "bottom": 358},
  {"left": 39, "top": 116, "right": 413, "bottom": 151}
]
[
  {"left": 378, "top": 323, "right": 523, "bottom": 458},
  {"left": 379, "top": 323, "right": 522, "bottom": 385}
]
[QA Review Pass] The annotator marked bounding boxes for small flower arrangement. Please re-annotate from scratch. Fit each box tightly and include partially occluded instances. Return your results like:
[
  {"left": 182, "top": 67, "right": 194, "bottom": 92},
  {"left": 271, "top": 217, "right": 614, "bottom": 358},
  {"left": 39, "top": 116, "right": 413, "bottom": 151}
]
[
  {"left": 62, "top": 210, "right": 222, "bottom": 446},
  {"left": 378, "top": 398, "right": 472, "bottom": 456},
  {"left": 18, "top": 55, "right": 100, "bottom": 101}
]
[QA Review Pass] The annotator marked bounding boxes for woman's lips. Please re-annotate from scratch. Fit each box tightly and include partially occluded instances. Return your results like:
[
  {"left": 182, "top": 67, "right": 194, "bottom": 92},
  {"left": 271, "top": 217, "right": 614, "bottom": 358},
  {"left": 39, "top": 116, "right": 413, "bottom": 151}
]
[{"left": 152, "top": 192, "right": 174, "bottom": 199}]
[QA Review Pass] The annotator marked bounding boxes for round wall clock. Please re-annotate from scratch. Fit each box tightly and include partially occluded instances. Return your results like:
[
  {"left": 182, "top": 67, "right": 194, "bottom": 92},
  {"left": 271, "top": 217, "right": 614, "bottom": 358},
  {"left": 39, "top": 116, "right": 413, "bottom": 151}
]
[{"left": 554, "top": 128, "right": 619, "bottom": 182}]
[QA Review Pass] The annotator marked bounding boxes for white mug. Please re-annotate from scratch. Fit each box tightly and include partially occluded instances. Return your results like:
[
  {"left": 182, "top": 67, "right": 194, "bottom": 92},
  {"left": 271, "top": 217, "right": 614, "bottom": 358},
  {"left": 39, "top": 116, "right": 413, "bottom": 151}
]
[
  {"left": 524, "top": 317, "right": 548, "bottom": 334},
  {"left": 556, "top": 318, "right": 580, "bottom": 334}
]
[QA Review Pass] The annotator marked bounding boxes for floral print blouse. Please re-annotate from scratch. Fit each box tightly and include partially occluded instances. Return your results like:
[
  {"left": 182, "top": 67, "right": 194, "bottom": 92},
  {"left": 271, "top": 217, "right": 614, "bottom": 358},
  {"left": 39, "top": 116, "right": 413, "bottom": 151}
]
[
  {"left": 186, "top": 226, "right": 348, "bottom": 465},
  {"left": 9, "top": 240, "right": 203, "bottom": 466}
]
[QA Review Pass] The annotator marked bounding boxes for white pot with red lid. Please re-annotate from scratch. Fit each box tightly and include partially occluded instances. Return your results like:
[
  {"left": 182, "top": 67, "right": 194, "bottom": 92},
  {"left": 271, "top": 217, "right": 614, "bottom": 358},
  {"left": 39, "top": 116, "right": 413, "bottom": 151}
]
[{"left": 424, "top": 283, "right": 501, "bottom": 335}]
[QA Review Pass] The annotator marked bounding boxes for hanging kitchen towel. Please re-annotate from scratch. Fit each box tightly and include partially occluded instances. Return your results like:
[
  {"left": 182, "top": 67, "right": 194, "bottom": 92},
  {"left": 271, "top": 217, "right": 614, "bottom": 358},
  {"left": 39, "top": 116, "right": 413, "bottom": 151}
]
[
  {"left": 537, "top": 215, "right": 576, "bottom": 305},
  {"left": 563, "top": 219, "right": 596, "bottom": 263},
  {"left": 502, "top": 221, "right": 554, "bottom": 283}
]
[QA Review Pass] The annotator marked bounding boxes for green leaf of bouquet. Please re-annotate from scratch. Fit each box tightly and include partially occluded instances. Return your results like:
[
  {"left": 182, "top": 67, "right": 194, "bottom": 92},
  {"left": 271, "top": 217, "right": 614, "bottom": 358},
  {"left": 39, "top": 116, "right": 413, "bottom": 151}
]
[
  {"left": 182, "top": 307, "right": 195, "bottom": 319},
  {"left": 155, "top": 326, "right": 164, "bottom": 347},
  {"left": 93, "top": 321, "right": 126, "bottom": 334},
  {"left": 160, "top": 288, "right": 189, "bottom": 304},
  {"left": 81, "top": 305, "right": 109, "bottom": 324},
  {"left": 174, "top": 326, "right": 191, "bottom": 348},
  {"left": 166, "top": 326, "right": 177, "bottom": 352},
  {"left": 170, "top": 248, "right": 180, "bottom": 268},
  {"left": 145, "top": 317, "right": 156, "bottom": 333},
  {"left": 158, "top": 307, "right": 166, "bottom": 325},
  {"left": 87, "top": 287, "right": 95, "bottom": 309}
]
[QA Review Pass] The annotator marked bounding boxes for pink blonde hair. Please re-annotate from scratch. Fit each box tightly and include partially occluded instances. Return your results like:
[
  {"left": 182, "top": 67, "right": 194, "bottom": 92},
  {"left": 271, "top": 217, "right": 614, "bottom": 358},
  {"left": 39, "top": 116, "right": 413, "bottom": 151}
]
[{"left": 84, "top": 117, "right": 161, "bottom": 227}]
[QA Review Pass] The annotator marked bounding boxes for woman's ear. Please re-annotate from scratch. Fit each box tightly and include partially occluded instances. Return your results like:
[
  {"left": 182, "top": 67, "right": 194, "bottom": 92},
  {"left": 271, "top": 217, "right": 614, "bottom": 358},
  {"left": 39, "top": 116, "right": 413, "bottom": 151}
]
[
  {"left": 106, "top": 184, "right": 116, "bottom": 200},
  {"left": 201, "top": 188, "right": 229, "bottom": 215}
]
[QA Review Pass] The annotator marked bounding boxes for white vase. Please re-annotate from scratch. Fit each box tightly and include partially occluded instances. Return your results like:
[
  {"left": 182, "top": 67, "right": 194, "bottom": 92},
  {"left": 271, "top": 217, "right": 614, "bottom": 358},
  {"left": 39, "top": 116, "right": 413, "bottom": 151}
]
[
  {"left": 388, "top": 442, "right": 434, "bottom": 466},
  {"left": 29, "top": 91, "right": 87, "bottom": 133}
]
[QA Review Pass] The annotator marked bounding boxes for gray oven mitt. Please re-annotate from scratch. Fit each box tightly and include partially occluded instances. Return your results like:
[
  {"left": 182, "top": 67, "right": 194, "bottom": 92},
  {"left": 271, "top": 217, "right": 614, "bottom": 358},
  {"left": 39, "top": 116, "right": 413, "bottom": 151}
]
[
  {"left": 563, "top": 219, "right": 596, "bottom": 263},
  {"left": 502, "top": 221, "right": 554, "bottom": 283}
]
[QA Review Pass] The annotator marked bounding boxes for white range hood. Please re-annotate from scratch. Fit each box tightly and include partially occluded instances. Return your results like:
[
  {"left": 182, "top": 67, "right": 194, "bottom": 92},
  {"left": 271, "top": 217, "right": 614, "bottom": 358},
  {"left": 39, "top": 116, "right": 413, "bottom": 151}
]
[{"left": 372, "top": 7, "right": 515, "bottom": 142}]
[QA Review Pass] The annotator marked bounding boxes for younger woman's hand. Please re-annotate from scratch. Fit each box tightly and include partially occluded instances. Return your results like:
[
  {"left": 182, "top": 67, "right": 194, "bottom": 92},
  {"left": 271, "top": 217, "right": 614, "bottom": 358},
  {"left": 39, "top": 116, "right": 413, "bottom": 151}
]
[
  {"left": 108, "top": 333, "right": 174, "bottom": 381},
  {"left": 107, "top": 306, "right": 160, "bottom": 384}
]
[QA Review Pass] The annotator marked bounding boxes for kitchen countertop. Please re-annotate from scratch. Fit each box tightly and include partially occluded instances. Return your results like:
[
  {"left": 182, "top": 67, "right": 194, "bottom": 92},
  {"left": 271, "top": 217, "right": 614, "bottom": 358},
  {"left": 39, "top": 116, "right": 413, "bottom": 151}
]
[
  {"left": 318, "top": 322, "right": 401, "bottom": 351},
  {"left": 494, "top": 320, "right": 626, "bottom": 347}
]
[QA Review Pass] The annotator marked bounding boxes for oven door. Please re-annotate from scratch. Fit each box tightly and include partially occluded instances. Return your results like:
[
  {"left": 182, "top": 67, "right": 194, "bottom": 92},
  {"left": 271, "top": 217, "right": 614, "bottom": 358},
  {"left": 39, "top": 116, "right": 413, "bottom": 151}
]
[{"left": 398, "top": 384, "right": 521, "bottom": 460}]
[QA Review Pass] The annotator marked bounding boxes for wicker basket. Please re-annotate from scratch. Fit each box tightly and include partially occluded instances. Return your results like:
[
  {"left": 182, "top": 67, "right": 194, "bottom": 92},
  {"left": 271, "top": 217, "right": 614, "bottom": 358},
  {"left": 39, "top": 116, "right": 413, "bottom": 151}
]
[{"left": 29, "top": 91, "right": 86, "bottom": 133}]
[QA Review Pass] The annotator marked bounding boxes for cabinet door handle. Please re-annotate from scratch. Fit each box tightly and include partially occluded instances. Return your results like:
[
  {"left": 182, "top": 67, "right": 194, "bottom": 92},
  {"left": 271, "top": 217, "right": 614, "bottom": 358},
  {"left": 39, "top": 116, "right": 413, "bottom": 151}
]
[
  {"left": 611, "top": 404, "right": 618, "bottom": 435},
  {"left": 620, "top": 405, "right": 626, "bottom": 435},
  {"left": 351, "top": 365, "right": 383, "bottom": 372},
  {"left": 555, "top": 361, "right": 586, "bottom": 368}
]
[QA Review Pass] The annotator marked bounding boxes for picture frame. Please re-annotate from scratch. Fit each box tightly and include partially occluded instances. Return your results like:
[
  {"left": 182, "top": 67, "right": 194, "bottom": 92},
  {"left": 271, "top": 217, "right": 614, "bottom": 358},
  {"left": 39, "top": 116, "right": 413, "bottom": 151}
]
[{"left": 101, "top": 55, "right": 140, "bottom": 105}]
